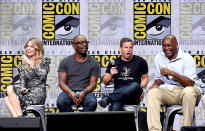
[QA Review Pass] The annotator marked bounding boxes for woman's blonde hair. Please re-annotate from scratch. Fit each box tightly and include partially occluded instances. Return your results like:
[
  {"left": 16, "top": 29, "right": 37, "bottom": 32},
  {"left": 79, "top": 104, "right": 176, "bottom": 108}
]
[{"left": 23, "top": 38, "right": 44, "bottom": 71}]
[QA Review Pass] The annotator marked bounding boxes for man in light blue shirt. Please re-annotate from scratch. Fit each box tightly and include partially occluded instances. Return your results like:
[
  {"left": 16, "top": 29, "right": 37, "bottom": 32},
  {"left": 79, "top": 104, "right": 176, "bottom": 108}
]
[{"left": 147, "top": 35, "right": 201, "bottom": 131}]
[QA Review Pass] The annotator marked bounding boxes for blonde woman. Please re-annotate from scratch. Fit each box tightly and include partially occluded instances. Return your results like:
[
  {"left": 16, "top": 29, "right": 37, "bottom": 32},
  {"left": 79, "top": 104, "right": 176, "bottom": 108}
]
[{"left": 4, "top": 38, "right": 50, "bottom": 117}]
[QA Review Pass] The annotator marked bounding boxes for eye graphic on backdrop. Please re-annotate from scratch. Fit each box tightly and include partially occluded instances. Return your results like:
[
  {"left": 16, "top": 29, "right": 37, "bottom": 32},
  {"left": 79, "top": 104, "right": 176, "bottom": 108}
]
[
  {"left": 197, "top": 70, "right": 205, "bottom": 84},
  {"left": 146, "top": 16, "right": 171, "bottom": 39},
  {"left": 13, "top": 16, "right": 36, "bottom": 36},
  {"left": 56, "top": 25, "right": 74, "bottom": 36},
  {"left": 55, "top": 16, "right": 79, "bottom": 39},
  {"left": 100, "top": 16, "right": 124, "bottom": 39},
  {"left": 192, "top": 17, "right": 205, "bottom": 39}
]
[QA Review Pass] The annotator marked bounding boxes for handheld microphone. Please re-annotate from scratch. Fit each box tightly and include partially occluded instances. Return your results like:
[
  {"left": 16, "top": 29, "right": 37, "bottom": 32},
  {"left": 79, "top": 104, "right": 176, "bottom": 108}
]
[
  {"left": 76, "top": 91, "right": 80, "bottom": 98},
  {"left": 19, "top": 88, "right": 30, "bottom": 94},
  {"left": 164, "top": 75, "right": 170, "bottom": 80},
  {"left": 159, "top": 66, "right": 169, "bottom": 80},
  {"left": 19, "top": 88, "right": 25, "bottom": 93},
  {"left": 110, "top": 59, "right": 115, "bottom": 67}
]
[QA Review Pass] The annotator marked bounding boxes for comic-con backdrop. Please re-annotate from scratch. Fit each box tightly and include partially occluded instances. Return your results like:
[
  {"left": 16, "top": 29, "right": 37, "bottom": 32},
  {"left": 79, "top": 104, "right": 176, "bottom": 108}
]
[{"left": 0, "top": 0, "right": 205, "bottom": 129}]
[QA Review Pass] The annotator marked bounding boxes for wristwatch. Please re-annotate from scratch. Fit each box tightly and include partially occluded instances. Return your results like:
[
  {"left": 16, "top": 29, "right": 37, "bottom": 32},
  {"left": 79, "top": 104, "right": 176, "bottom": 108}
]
[
  {"left": 84, "top": 90, "right": 87, "bottom": 95},
  {"left": 140, "top": 86, "right": 146, "bottom": 89}
]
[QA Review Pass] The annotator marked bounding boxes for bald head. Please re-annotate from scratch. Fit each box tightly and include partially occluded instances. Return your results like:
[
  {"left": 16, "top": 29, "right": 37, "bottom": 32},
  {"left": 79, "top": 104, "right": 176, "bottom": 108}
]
[
  {"left": 162, "top": 35, "right": 178, "bottom": 46},
  {"left": 72, "top": 35, "right": 87, "bottom": 44}
]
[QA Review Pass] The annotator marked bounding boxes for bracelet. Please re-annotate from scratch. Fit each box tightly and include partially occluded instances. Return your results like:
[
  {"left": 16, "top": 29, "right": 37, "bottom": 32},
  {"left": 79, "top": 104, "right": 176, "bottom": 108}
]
[{"left": 84, "top": 90, "right": 87, "bottom": 95}]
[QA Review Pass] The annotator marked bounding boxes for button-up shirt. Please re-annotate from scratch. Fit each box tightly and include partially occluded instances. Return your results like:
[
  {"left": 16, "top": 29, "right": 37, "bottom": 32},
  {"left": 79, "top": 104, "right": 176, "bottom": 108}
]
[{"left": 154, "top": 48, "right": 201, "bottom": 94}]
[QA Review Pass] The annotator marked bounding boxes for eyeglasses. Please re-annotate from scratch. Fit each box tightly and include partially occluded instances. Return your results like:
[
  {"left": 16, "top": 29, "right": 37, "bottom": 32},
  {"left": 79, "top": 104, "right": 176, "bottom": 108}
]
[{"left": 72, "top": 41, "right": 89, "bottom": 45}]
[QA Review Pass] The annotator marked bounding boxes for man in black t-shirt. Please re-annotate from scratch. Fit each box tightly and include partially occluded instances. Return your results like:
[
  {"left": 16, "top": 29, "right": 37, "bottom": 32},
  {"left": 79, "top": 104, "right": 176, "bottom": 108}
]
[{"left": 98, "top": 37, "right": 149, "bottom": 111}]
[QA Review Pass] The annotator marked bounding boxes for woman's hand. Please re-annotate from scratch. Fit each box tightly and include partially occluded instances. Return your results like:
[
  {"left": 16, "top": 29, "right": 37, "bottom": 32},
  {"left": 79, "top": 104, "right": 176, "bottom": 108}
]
[
  {"left": 21, "top": 55, "right": 34, "bottom": 67},
  {"left": 21, "top": 88, "right": 29, "bottom": 95}
]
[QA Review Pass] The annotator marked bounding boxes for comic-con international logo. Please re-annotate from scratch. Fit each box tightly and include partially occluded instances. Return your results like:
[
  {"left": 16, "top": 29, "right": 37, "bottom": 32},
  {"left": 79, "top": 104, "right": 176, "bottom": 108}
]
[
  {"left": 0, "top": 1, "right": 37, "bottom": 46},
  {"left": 42, "top": 1, "right": 80, "bottom": 46},
  {"left": 88, "top": 0, "right": 125, "bottom": 43},
  {"left": 133, "top": 1, "right": 171, "bottom": 45},
  {"left": 0, "top": 55, "right": 22, "bottom": 98},
  {"left": 179, "top": 1, "right": 205, "bottom": 46}
]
